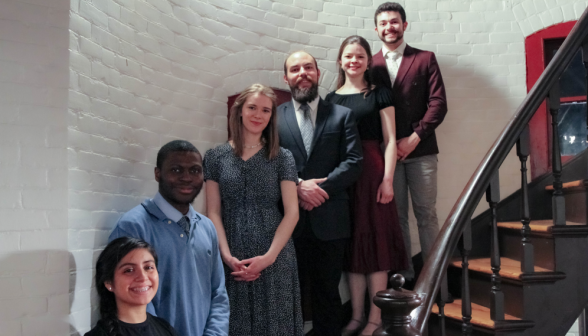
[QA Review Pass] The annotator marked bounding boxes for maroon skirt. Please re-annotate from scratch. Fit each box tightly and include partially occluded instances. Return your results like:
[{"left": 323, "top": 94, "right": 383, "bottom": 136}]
[{"left": 345, "top": 140, "right": 408, "bottom": 274}]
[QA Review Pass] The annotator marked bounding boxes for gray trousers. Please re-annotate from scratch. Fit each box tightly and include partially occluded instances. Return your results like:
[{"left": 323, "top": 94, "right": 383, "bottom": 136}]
[{"left": 393, "top": 154, "right": 440, "bottom": 280}]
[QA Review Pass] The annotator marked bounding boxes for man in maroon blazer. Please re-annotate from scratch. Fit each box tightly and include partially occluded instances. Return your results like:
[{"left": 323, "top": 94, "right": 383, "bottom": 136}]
[{"left": 370, "top": 2, "right": 448, "bottom": 284}]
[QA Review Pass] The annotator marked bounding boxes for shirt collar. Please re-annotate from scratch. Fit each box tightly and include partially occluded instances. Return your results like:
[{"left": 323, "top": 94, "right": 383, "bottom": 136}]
[
  {"left": 153, "top": 192, "right": 199, "bottom": 224},
  {"left": 382, "top": 40, "right": 407, "bottom": 58},
  {"left": 292, "top": 94, "right": 320, "bottom": 114}
]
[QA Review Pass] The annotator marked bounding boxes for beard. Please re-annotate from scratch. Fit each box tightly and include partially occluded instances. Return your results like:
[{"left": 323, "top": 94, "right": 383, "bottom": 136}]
[
  {"left": 379, "top": 29, "right": 404, "bottom": 45},
  {"left": 290, "top": 81, "right": 319, "bottom": 104}
]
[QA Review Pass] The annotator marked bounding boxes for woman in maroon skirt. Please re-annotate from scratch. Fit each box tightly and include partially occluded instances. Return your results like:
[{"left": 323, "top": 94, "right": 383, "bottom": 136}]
[{"left": 326, "top": 35, "right": 408, "bottom": 336}]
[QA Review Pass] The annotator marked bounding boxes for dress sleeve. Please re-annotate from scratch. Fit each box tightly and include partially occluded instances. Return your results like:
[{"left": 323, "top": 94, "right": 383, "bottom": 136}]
[
  {"left": 376, "top": 86, "right": 395, "bottom": 110},
  {"left": 277, "top": 148, "right": 299, "bottom": 183},
  {"left": 324, "top": 91, "right": 335, "bottom": 103},
  {"left": 203, "top": 148, "right": 219, "bottom": 182}
]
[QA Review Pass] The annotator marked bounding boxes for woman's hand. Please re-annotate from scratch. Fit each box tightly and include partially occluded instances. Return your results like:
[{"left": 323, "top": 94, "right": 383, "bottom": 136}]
[
  {"left": 377, "top": 181, "right": 394, "bottom": 204},
  {"left": 235, "top": 254, "right": 275, "bottom": 279},
  {"left": 224, "top": 256, "right": 260, "bottom": 282}
]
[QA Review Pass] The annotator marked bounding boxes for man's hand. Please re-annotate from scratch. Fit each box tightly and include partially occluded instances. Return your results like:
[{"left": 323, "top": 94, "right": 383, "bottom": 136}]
[
  {"left": 299, "top": 199, "right": 315, "bottom": 211},
  {"left": 297, "top": 178, "right": 329, "bottom": 207},
  {"left": 397, "top": 132, "right": 421, "bottom": 160}
]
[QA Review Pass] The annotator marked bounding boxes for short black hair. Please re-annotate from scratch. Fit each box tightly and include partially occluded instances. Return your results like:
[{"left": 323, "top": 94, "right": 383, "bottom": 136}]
[
  {"left": 374, "top": 2, "right": 406, "bottom": 25},
  {"left": 283, "top": 51, "right": 319, "bottom": 75},
  {"left": 156, "top": 140, "right": 200, "bottom": 168}
]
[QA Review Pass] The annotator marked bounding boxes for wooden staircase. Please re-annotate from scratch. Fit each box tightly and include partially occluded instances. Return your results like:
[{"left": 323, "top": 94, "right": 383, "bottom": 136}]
[
  {"left": 429, "top": 179, "right": 588, "bottom": 335},
  {"left": 373, "top": 11, "right": 588, "bottom": 336}
]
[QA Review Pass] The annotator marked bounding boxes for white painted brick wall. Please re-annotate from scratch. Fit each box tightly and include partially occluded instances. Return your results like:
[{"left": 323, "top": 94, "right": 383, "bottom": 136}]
[
  {"left": 0, "top": 0, "right": 70, "bottom": 335},
  {"left": 1, "top": 0, "right": 587, "bottom": 334}
]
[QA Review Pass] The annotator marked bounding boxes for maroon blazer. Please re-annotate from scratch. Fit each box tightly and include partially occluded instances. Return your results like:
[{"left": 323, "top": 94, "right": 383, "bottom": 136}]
[{"left": 370, "top": 45, "right": 447, "bottom": 159}]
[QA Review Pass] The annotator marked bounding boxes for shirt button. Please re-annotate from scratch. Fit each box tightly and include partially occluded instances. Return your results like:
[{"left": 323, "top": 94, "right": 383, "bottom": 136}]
[
  {"left": 168, "top": 220, "right": 171, "bottom": 224},
  {"left": 180, "top": 234, "right": 184, "bottom": 237}
]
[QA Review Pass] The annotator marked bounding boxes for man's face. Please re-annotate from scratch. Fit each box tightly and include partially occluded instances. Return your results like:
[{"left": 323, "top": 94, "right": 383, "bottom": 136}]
[
  {"left": 283, "top": 52, "right": 321, "bottom": 104},
  {"left": 155, "top": 151, "right": 203, "bottom": 211},
  {"left": 375, "top": 11, "right": 408, "bottom": 46}
]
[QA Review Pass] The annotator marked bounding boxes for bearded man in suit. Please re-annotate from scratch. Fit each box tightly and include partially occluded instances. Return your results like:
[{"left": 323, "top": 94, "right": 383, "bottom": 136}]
[
  {"left": 277, "top": 51, "right": 362, "bottom": 336},
  {"left": 370, "top": 2, "right": 448, "bottom": 285}
]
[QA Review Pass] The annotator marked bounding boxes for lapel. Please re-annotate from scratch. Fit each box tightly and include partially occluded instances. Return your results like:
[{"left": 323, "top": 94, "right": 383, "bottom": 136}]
[
  {"left": 282, "top": 101, "right": 307, "bottom": 161},
  {"left": 309, "top": 98, "right": 330, "bottom": 160},
  {"left": 394, "top": 44, "right": 416, "bottom": 89}
]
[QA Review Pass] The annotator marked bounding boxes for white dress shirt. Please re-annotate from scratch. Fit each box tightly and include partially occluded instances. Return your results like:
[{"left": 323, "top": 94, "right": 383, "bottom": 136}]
[
  {"left": 292, "top": 95, "right": 320, "bottom": 128},
  {"left": 382, "top": 40, "right": 407, "bottom": 86}
]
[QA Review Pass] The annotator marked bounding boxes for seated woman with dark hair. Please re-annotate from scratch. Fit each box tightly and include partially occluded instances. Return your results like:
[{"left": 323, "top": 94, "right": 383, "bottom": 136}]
[{"left": 85, "top": 237, "right": 178, "bottom": 336}]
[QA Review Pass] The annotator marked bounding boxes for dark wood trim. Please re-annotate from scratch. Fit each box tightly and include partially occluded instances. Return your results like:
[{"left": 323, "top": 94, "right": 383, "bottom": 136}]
[{"left": 549, "top": 225, "right": 588, "bottom": 236}]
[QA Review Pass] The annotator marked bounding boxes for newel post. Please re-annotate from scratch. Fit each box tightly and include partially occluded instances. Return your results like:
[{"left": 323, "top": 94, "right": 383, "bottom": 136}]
[{"left": 374, "top": 274, "right": 422, "bottom": 336}]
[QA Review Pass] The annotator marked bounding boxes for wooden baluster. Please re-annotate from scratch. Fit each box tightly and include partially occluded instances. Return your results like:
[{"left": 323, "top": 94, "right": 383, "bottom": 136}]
[
  {"left": 583, "top": 42, "right": 588, "bottom": 141},
  {"left": 460, "top": 219, "right": 473, "bottom": 336},
  {"left": 436, "top": 276, "right": 449, "bottom": 336},
  {"left": 487, "top": 172, "right": 505, "bottom": 320},
  {"left": 549, "top": 84, "right": 566, "bottom": 226},
  {"left": 517, "top": 125, "right": 534, "bottom": 274}
]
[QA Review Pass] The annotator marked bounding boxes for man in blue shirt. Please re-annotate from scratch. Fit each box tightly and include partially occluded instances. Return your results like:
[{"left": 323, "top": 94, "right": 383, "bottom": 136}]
[{"left": 109, "top": 140, "right": 230, "bottom": 336}]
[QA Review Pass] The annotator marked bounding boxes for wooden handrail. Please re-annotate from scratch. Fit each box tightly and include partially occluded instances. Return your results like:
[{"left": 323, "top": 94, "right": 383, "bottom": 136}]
[{"left": 406, "top": 9, "right": 588, "bottom": 334}]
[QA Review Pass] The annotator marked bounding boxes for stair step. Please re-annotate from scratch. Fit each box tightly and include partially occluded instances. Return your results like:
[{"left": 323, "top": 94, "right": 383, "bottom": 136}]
[
  {"left": 450, "top": 257, "right": 557, "bottom": 281},
  {"left": 545, "top": 179, "right": 588, "bottom": 191},
  {"left": 431, "top": 299, "right": 534, "bottom": 332},
  {"left": 498, "top": 220, "right": 588, "bottom": 236}
]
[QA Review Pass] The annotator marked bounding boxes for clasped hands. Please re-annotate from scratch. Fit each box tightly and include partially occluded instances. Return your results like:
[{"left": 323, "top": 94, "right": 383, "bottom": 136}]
[
  {"left": 225, "top": 254, "right": 275, "bottom": 282},
  {"left": 298, "top": 177, "right": 329, "bottom": 211}
]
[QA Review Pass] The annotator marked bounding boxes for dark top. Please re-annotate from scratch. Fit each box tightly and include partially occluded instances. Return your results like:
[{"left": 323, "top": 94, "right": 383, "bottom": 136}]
[
  {"left": 84, "top": 313, "right": 178, "bottom": 336},
  {"left": 325, "top": 86, "right": 395, "bottom": 141}
]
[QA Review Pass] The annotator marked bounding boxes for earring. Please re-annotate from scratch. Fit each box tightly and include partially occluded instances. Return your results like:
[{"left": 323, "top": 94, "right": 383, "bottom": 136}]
[{"left": 109, "top": 287, "right": 112, "bottom": 290}]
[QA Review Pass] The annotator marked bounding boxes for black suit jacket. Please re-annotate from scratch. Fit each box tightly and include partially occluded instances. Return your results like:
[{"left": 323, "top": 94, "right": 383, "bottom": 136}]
[
  {"left": 371, "top": 45, "right": 447, "bottom": 159},
  {"left": 277, "top": 98, "right": 362, "bottom": 241}
]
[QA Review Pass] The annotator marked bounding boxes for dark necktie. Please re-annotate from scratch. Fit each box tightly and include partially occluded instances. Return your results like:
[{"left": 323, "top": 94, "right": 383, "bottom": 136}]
[
  {"left": 299, "top": 103, "right": 314, "bottom": 155},
  {"left": 177, "top": 216, "right": 190, "bottom": 236}
]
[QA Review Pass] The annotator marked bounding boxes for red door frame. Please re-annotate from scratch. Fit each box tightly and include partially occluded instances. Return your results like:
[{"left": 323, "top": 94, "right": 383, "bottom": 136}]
[{"left": 525, "top": 21, "right": 577, "bottom": 179}]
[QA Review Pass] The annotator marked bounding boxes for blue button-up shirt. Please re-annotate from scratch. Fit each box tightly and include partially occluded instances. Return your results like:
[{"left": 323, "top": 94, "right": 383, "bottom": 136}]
[{"left": 109, "top": 194, "right": 230, "bottom": 336}]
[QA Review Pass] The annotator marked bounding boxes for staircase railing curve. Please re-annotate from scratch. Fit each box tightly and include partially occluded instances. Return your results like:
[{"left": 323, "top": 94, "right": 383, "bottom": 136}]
[{"left": 373, "top": 7, "right": 588, "bottom": 336}]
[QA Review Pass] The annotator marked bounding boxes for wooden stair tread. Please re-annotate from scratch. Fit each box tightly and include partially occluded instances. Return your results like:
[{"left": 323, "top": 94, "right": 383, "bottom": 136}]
[
  {"left": 498, "top": 220, "right": 585, "bottom": 232},
  {"left": 545, "top": 179, "right": 587, "bottom": 190},
  {"left": 450, "top": 257, "right": 552, "bottom": 280},
  {"left": 431, "top": 299, "right": 521, "bottom": 330}
]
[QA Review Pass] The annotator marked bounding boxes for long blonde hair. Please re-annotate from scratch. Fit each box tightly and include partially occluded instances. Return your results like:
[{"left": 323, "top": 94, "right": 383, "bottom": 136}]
[{"left": 229, "top": 84, "right": 280, "bottom": 160}]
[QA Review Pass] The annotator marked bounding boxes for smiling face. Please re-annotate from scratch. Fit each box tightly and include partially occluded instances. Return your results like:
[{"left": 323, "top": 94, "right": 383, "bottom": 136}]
[
  {"left": 375, "top": 11, "right": 408, "bottom": 48},
  {"left": 339, "top": 43, "right": 369, "bottom": 79},
  {"left": 155, "top": 151, "right": 203, "bottom": 214},
  {"left": 105, "top": 248, "right": 158, "bottom": 312},
  {"left": 284, "top": 51, "right": 321, "bottom": 104},
  {"left": 240, "top": 93, "right": 273, "bottom": 138}
]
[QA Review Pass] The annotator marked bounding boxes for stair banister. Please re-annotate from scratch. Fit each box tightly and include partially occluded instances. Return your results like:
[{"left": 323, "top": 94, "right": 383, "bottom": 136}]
[{"left": 373, "top": 8, "right": 588, "bottom": 335}]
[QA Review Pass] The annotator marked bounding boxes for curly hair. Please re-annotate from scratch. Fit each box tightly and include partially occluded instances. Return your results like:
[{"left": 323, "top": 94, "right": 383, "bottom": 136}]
[{"left": 95, "top": 237, "right": 158, "bottom": 336}]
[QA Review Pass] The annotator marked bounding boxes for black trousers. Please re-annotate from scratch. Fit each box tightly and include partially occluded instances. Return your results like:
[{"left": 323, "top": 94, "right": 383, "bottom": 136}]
[{"left": 294, "top": 229, "right": 347, "bottom": 336}]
